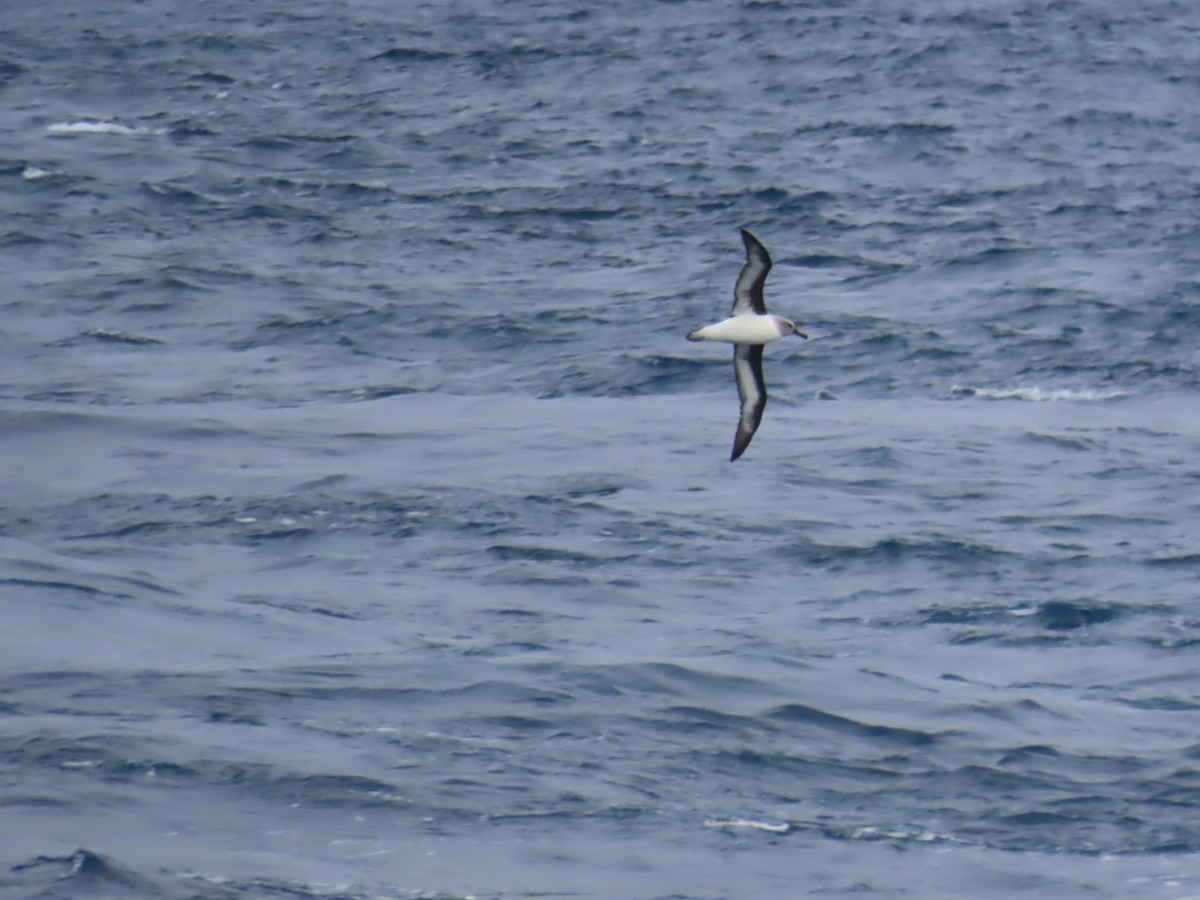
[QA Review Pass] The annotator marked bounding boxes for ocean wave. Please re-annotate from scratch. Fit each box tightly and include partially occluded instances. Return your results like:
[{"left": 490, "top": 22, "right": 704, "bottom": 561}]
[
  {"left": 82, "top": 328, "right": 165, "bottom": 346},
  {"left": 45, "top": 120, "right": 146, "bottom": 136},
  {"left": 8, "top": 0, "right": 1200, "bottom": 894},
  {"left": 950, "top": 385, "right": 1132, "bottom": 401},
  {"left": 10, "top": 850, "right": 170, "bottom": 898},
  {"left": 704, "top": 817, "right": 791, "bottom": 833}
]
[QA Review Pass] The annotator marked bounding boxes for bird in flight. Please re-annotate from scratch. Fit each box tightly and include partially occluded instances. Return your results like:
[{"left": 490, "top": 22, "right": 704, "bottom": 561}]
[{"left": 687, "top": 229, "right": 808, "bottom": 461}]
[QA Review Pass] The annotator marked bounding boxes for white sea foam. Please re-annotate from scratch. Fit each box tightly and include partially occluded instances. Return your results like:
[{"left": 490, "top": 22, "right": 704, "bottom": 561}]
[
  {"left": 950, "top": 385, "right": 1131, "bottom": 402},
  {"left": 21, "top": 166, "right": 51, "bottom": 180},
  {"left": 47, "top": 120, "right": 140, "bottom": 136},
  {"left": 704, "top": 817, "right": 791, "bottom": 833}
]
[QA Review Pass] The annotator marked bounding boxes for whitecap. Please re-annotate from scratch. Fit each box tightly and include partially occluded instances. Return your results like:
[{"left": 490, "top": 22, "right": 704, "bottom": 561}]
[
  {"left": 47, "top": 120, "right": 140, "bottom": 136},
  {"left": 703, "top": 817, "right": 791, "bottom": 833},
  {"left": 950, "top": 385, "right": 1131, "bottom": 402}
]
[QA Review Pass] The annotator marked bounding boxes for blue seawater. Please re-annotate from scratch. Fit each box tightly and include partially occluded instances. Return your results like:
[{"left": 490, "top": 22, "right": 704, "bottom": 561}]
[{"left": 3, "top": 0, "right": 1200, "bottom": 897}]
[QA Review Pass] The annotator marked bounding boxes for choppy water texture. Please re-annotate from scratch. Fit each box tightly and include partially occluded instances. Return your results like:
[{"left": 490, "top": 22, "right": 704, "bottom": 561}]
[{"left": 3, "top": 1, "right": 1200, "bottom": 897}]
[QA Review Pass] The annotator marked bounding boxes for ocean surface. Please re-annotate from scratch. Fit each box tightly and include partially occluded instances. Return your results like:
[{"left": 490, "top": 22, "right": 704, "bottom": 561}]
[{"left": 3, "top": 1, "right": 1200, "bottom": 897}]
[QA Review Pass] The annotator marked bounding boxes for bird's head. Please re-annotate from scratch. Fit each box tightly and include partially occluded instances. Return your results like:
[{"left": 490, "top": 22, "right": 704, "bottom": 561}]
[{"left": 785, "top": 319, "right": 809, "bottom": 339}]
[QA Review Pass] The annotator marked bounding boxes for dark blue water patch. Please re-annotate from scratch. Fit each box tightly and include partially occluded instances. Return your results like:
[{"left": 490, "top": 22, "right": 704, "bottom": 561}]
[
  {"left": 849, "top": 120, "right": 958, "bottom": 141},
  {"left": 1035, "top": 600, "right": 1121, "bottom": 631},
  {"left": 653, "top": 705, "right": 766, "bottom": 738},
  {"left": 1141, "top": 551, "right": 1200, "bottom": 569},
  {"left": 474, "top": 713, "right": 557, "bottom": 733},
  {"left": 487, "top": 542, "right": 620, "bottom": 568},
  {"left": 232, "top": 201, "right": 331, "bottom": 224},
  {"left": 921, "top": 599, "right": 1127, "bottom": 635},
  {"left": 764, "top": 703, "right": 940, "bottom": 748},
  {"left": 1120, "top": 695, "right": 1200, "bottom": 713},
  {"left": 0, "top": 552, "right": 180, "bottom": 608},
  {"left": 792, "top": 254, "right": 910, "bottom": 288},
  {"left": 163, "top": 117, "right": 219, "bottom": 141},
  {"left": 0, "top": 229, "right": 47, "bottom": 247},
  {"left": 237, "top": 135, "right": 296, "bottom": 153},
  {"left": 0, "top": 576, "right": 134, "bottom": 601},
  {"left": 369, "top": 46, "right": 456, "bottom": 64},
  {"left": 186, "top": 70, "right": 236, "bottom": 87},
  {"left": 917, "top": 603, "right": 1023, "bottom": 627},
  {"left": 935, "top": 244, "right": 1040, "bottom": 273},
  {"left": 0, "top": 58, "right": 26, "bottom": 85},
  {"left": 1004, "top": 809, "right": 1080, "bottom": 830},
  {"left": 1019, "top": 430, "right": 1100, "bottom": 452},
  {"left": 775, "top": 534, "right": 1015, "bottom": 575},
  {"left": 204, "top": 695, "right": 266, "bottom": 727},
  {"left": 568, "top": 353, "right": 716, "bottom": 397},
  {"left": 239, "top": 523, "right": 316, "bottom": 543},
  {"left": 996, "top": 743, "right": 1061, "bottom": 765},
  {"left": 308, "top": 179, "right": 396, "bottom": 201}
]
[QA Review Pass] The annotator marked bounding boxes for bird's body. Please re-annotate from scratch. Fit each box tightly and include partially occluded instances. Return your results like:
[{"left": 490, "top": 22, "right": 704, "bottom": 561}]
[
  {"left": 687, "top": 314, "right": 797, "bottom": 345},
  {"left": 686, "top": 229, "right": 807, "bottom": 461}
]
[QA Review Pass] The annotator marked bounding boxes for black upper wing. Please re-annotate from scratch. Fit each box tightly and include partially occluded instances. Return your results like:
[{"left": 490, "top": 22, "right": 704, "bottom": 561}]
[
  {"left": 731, "top": 344, "right": 766, "bottom": 461},
  {"left": 731, "top": 229, "right": 772, "bottom": 316}
]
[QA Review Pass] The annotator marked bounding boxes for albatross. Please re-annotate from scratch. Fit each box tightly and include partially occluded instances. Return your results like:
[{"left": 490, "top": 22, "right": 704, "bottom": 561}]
[{"left": 687, "top": 229, "right": 808, "bottom": 461}]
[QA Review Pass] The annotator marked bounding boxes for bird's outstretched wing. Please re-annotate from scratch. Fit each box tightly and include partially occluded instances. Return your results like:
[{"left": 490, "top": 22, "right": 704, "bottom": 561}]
[
  {"left": 731, "top": 344, "right": 766, "bottom": 461},
  {"left": 731, "top": 228, "right": 772, "bottom": 316}
]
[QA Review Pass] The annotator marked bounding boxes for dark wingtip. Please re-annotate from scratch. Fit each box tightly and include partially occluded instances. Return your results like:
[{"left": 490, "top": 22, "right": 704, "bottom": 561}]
[{"left": 740, "top": 229, "right": 767, "bottom": 259}]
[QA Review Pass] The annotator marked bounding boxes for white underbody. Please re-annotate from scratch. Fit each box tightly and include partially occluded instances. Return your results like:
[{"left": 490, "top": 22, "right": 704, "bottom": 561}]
[{"left": 688, "top": 314, "right": 792, "bottom": 345}]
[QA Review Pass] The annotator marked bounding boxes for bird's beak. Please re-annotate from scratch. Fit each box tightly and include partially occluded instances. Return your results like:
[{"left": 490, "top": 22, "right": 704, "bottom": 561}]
[{"left": 796, "top": 330, "right": 809, "bottom": 339}]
